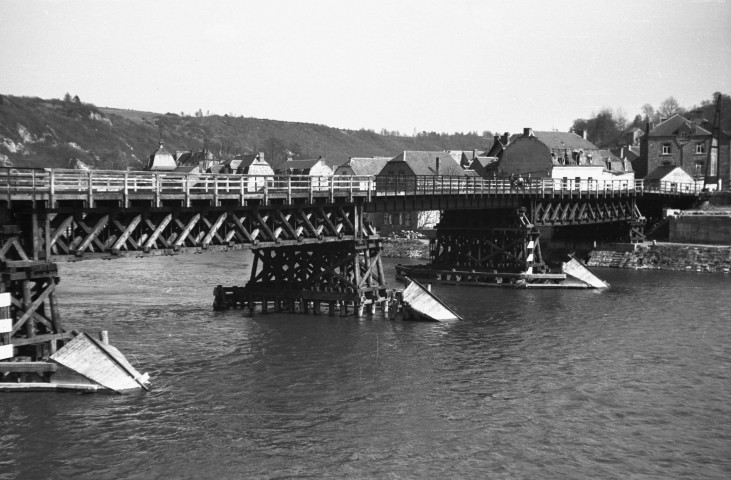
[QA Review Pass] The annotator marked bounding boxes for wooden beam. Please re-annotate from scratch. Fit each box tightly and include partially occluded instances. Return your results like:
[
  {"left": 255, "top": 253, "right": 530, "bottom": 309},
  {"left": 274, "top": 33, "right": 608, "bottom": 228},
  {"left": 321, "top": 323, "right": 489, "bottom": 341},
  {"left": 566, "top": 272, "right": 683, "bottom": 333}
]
[
  {"left": 173, "top": 213, "right": 201, "bottom": 247},
  {"left": 10, "top": 331, "right": 74, "bottom": 347},
  {"left": 75, "top": 215, "right": 109, "bottom": 253},
  {"left": 202, "top": 212, "right": 227, "bottom": 245},
  {"left": 111, "top": 215, "right": 142, "bottom": 250},
  {"left": 144, "top": 214, "right": 172, "bottom": 249},
  {"left": 0, "top": 361, "right": 58, "bottom": 372},
  {"left": 11, "top": 283, "right": 57, "bottom": 335}
]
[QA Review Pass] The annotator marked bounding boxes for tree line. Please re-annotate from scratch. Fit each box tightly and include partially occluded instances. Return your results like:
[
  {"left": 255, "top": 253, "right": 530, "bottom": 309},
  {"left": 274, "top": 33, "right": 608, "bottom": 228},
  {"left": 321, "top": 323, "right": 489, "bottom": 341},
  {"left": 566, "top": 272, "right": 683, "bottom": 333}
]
[{"left": 571, "top": 92, "right": 730, "bottom": 148}]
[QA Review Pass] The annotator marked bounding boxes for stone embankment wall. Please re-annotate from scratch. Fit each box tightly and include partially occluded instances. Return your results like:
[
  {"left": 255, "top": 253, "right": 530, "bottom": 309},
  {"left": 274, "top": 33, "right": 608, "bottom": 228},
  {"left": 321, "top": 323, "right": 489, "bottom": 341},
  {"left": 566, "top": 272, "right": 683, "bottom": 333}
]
[
  {"left": 588, "top": 242, "right": 731, "bottom": 273},
  {"left": 668, "top": 211, "right": 731, "bottom": 245}
]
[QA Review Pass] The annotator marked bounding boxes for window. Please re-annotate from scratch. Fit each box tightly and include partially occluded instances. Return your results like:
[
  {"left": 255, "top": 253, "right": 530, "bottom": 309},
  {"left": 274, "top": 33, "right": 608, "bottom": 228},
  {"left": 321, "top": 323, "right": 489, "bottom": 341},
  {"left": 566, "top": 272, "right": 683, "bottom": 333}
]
[
  {"left": 695, "top": 142, "right": 705, "bottom": 154},
  {"left": 694, "top": 162, "right": 704, "bottom": 178},
  {"left": 404, "top": 212, "right": 411, "bottom": 227},
  {"left": 661, "top": 144, "right": 672, "bottom": 155},
  {"left": 383, "top": 213, "right": 391, "bottom": 225}
]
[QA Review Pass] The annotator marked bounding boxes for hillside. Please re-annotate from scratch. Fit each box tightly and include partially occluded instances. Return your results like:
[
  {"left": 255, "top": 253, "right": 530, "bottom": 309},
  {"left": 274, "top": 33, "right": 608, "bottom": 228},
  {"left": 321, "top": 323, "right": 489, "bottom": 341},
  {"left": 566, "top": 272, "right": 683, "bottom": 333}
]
[{"left": 0, "top": 95, "right": 493, "bottom": 170}]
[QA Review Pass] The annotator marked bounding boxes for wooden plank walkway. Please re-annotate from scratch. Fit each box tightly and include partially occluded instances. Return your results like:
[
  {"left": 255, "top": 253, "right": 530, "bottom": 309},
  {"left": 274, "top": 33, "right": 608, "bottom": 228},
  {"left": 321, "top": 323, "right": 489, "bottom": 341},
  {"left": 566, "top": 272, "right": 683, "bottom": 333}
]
[{"left": 0, "top": 168, "right": 702, "bottom": 207}]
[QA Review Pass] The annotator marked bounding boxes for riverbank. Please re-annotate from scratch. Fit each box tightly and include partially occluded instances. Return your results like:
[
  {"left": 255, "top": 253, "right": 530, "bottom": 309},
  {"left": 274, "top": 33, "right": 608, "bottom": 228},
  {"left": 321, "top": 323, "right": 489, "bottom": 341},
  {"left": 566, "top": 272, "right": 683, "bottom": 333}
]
[
  {"left": 588, "top": 242, "right": 731, "bottom": 273},
  {"left": 380, "top": 237, "right": 430, "bottom": 259}
]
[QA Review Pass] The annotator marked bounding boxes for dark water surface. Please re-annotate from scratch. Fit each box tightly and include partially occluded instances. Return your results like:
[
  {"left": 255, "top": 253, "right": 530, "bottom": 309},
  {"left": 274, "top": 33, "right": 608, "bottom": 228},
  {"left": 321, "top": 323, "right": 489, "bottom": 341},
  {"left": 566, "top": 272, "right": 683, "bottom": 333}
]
[{"left": 1, "top": 252, "right": 730, "bottom": 479}]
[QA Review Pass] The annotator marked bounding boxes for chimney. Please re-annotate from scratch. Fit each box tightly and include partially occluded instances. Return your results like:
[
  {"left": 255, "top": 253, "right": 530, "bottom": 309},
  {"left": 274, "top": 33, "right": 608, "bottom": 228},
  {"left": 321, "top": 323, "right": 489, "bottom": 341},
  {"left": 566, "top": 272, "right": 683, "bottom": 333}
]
[
  {"left": 435, "top": 157, "right": 440, "bottom": 175},
  {"left": 582, "top": 130, "right": 588, "bottom": 140},
  {"left": 493, "top": 134, "right": 500, "bottom": 145},
  {"left": 523, "top": 128, "right": 534, "bottom": 137},
  {"left": 501, "top": 132, "right": 510, "bottom": 144}
]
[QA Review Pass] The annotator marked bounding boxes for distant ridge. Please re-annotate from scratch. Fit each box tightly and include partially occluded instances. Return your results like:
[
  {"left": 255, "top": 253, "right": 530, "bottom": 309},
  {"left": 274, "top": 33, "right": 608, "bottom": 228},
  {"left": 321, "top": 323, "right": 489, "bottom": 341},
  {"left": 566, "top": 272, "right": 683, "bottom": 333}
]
[{"left": 0, "top": 95, "right": 492, "bottom": 171}]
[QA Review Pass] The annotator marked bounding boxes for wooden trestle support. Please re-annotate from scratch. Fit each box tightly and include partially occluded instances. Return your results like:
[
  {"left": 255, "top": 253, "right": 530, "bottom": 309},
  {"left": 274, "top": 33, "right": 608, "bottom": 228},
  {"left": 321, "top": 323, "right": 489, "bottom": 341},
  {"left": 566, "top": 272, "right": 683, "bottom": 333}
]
[
  {"left": 213, "top": 238, "right": 393, "bottom": 317},
  {"left": 1, "top": 222, "right": 72, "bottom": 382},
  {"left": 396, "top": 208, "right": 550, "bottom": 287}
]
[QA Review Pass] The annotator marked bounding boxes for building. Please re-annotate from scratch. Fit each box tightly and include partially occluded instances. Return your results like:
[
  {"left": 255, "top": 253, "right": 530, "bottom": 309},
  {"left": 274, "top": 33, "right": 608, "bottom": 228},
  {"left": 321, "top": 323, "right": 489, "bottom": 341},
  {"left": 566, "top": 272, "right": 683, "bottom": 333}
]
[
  {"left": 334, "top": 157, "right": 392, "bottom": 229},
  {"left": 374, "top": 151, "right": 467, "bottom": 234},
  {"left": 378, "top": 151, "right": 464, "bottom": 176},
  {"left": 499, "top": 128, "right": 633, "bottom": 183},
  {"left": 643, "top": 164, "right": 696, "bottom": 192},
  {"left": 278, "top": 157, "right": 333, "bottom": 176},
  {"left": 446, "top": 150, "right": 486, "bottom": 169},
  {"left": 638, "top": 113, "right": 730, "bottom": 188},
  {"left": 227, "top": 152, "right": 274, "bottom": 175},
  {"left": 175, "top": 148, "right": 217, "bottom": 173},
  {"left": 467, "top": 155, "right": 499, "bottom": 178},
  {"left": 334, "top": 157, "right": 391, "bottom": 176},
  {"left": 146, "top": 140, "right": 177, "bottom": 171},
  {"left": 485, "top": 132, "right": 513, "bottom": 160}
]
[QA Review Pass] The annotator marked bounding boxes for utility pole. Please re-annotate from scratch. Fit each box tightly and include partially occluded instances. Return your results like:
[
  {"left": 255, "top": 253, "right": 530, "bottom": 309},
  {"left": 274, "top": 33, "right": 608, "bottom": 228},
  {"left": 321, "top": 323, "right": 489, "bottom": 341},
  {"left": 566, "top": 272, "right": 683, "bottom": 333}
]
[{"left": 704, "top": 92, "right": 722, "bottom": 189}]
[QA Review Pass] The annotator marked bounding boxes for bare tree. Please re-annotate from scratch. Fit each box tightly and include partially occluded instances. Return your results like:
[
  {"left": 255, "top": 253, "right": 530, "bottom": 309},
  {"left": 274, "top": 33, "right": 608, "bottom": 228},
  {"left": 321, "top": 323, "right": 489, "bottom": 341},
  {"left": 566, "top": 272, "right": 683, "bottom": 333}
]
[
  {"left": 657, "top": 96, "right": 683, "bottom": 119},
  {"left": 641, "top": 104, "right": 655, "bottom": 122}
]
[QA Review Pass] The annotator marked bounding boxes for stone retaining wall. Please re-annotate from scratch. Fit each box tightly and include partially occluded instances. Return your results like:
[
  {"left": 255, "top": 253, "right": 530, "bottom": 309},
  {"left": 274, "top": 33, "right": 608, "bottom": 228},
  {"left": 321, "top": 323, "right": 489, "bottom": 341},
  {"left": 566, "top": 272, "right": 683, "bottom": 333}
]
[{"left": 588, "top": 242, "right": 731, "bottom": 273}]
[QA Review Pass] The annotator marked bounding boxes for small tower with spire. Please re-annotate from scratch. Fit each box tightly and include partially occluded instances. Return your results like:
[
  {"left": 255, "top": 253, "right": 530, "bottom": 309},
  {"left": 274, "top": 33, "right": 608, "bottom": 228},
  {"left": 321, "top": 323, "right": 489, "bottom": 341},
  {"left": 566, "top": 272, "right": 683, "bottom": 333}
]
[{"left": 146, "top": 137, "right": 177, "bottom": 171}]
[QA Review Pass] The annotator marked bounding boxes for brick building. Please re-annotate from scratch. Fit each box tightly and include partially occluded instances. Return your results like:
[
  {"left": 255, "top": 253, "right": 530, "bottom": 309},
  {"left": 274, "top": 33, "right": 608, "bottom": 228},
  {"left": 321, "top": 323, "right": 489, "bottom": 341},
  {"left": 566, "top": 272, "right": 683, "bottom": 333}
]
[{"left": 637, "top": 113, "right": 731, "bottom": 187}]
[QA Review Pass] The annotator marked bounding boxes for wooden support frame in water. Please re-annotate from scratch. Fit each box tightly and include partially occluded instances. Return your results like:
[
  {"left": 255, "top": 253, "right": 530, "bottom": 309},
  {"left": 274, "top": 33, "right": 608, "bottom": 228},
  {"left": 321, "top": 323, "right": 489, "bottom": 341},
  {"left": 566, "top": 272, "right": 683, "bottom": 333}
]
[{"left": 214, "top": 238, "right": 393, "bottom": 317}]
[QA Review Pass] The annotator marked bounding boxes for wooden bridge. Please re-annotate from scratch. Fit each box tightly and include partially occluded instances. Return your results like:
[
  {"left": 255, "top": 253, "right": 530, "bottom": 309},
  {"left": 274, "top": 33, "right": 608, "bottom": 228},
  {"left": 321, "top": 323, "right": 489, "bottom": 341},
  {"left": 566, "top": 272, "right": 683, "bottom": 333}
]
[
  {"left": 0, "top": 167, "right": 702, "bottom": 376},
  {"left": 0, "top": 168, "right": 700, "bottom": 260}
]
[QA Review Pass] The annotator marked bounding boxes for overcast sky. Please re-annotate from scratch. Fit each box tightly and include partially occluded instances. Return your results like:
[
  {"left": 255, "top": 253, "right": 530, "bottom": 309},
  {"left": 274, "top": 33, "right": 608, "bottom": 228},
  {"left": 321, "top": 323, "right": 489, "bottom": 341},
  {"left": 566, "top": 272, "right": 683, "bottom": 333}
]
[{"left": 1, "top": 0, "right": 729, "bottom": 135}]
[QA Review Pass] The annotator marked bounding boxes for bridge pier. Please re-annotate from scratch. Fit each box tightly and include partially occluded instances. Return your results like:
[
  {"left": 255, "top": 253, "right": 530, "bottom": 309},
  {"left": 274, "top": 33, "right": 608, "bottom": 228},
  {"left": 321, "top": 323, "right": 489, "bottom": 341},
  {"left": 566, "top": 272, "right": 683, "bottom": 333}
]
[
  {"left": 213, "top": 237, "right": 392, "bottom": 317},
  {"left": 0, "top": 215, "right": 74, "bottom": 381},
  {"left": 397, "top": 208, "right": 549, "bottom": 286}
]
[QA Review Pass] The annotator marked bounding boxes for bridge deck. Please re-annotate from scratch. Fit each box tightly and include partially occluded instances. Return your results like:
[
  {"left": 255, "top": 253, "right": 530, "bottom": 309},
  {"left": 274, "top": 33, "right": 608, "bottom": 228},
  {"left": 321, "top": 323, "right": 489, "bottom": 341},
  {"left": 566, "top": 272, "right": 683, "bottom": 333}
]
[{"left": 0, "top": 168, "right": 701, "bottom": 207}]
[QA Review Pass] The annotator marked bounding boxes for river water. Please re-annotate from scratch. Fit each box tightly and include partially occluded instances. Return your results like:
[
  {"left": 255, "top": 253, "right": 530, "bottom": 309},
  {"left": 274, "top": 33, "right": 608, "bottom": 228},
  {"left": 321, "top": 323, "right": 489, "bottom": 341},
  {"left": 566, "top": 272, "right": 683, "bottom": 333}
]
[{"left": 1, "top": 252, "right": 729, "bottom": 479}]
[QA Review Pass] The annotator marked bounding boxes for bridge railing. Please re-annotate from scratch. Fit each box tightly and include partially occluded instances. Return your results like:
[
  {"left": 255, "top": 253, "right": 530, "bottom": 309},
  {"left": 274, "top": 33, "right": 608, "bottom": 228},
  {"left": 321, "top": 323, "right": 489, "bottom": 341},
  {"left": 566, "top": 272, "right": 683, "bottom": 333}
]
[
  {"left": 374, "top": 175, "right": 643, "bottom": 195},
  {"left": 643, "top": 180, "right": 704, "bottom": 195},
  {"left": 0, "top": 167, "right": 706, "bottom": 202},
  {"left": 0, "top": 168, "right": 379, "bottom": 200}
]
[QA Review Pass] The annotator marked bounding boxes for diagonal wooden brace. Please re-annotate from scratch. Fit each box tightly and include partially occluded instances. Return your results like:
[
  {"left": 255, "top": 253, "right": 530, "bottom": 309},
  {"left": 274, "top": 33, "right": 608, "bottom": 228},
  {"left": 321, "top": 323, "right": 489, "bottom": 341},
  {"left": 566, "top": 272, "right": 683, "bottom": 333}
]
[
  {"left": 112, "top": 215, "right": 142, "bottom": 250},
  {"left": 11, "top": 282, "right": 56, "bottom": 335}
]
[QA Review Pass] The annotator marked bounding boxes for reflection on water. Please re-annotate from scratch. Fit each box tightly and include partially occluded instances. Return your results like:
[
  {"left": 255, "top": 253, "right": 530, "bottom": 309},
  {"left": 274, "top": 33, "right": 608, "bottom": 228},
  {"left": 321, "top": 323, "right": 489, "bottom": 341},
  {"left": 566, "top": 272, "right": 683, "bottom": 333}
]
[{"left": 1, "top": 252, "right": 729, "bottom": 479}]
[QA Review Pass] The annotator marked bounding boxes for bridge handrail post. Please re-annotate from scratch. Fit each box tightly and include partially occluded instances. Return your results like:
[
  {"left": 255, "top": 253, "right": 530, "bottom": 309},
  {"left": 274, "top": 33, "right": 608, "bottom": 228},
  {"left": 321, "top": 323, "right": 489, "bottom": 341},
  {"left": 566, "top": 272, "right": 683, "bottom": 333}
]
[
  {"left": 239, "top": 176, "right": 245, "bottom": 206},
  {"left": 287, "top": 176, "right": 292, "bottom": 203},
  {"left": 123, "top": 171, "right": 129, "bottom": 208},
  {"left": 184, "top": 174, "right": 190, "bottom": 207},
  {"left": 87, "top": 170, "right": 94, "bottom": 207},
  {"left": 367, "top": 176, "right": 372, "bottom": 202},
  {"left": 31, "top": 169, "right": 36, "bottom": 205},
  {"left": 154, "top": 173, "right": 161, "bottom": 207},
  {"left": 348, "top": 176, "right": 353, "bottom": 202},
  {"left": 49, "top": 169, "right": 55, "bottom": 207},
  {"left": 214, "top": 175, "right": 219, "bottom": 206}
]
